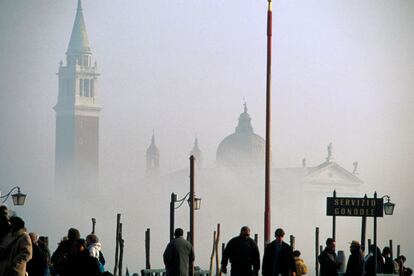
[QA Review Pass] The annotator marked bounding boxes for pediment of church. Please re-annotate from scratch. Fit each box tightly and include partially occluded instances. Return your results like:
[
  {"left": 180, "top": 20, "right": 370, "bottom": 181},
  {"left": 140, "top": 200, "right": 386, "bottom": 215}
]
[{"left": 304, "top": 161, "right": 363, "bottom": 187}]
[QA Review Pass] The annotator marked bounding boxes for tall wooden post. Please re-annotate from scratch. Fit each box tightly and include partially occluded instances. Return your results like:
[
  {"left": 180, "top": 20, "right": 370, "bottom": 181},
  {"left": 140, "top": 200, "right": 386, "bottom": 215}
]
[
  {"left": 209, "top": 231, "right": 217, "bottom": 275},
  {"left": 215, "top": 224, "right": 221, "bottom": 276},
  {"left": 389, "top": 240, "right": 393, "bottom": 259},
  {"left": 290, "top": 235, "right": 295, "bottom": 251},
  {"left": 332, "top": 190, "right": 336, "bottom": 240},
  {"left": 397, "top": 245, "right": 400, "bottom": 257},
  {"left": 189, "top": 155, "right": 195, "bottom": 276},
  {"left": 361, "top": 194, "right": 367, "bottom": 252},
  {"left": 145, "top": 228, "right": 151, "bottom": 269},
  {"left": 91, "top": 218, "right": 96, "bottom": 234},
  {"left": 170, "top": 193, "right": 176, "bottom": 241},
  {"left": 315, "top": 227, "right": 320, "bottom": 276},
  {"left": 373, "top": 192, "right": 378, "bottom": 276},
  {"left": 119, "top": 223, "right": 124, "bottom": 276},
  {"left": 264, "top": 0, "right": 273, "bottom": 248},
  {"left": 114, "top": 213, "right": 121, "bottom": 275},
  {"left": 189, "top": 155, "right": 195, "bottom": 248}
]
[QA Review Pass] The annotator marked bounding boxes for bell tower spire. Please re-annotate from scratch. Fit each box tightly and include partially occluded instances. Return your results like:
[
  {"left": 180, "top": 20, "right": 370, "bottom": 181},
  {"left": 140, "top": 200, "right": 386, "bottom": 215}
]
[
  {"left": 54, "top": 1, "right": 100, "bottom": 194},
  {"left": 66, "top": 0, "right": 91, "bottom": 66},
  {"left": 190, "top": 136, "right": 203, "bottom": 168},
  {"left": 146, "top": 132, "right": 160, "bottom": 174}
]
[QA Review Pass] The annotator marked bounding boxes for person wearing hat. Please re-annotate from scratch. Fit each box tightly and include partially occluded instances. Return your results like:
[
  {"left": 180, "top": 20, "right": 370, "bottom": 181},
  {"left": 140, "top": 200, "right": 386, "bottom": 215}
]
[{"left": 345, "top": 240, "right": 363, "bottom": 276}]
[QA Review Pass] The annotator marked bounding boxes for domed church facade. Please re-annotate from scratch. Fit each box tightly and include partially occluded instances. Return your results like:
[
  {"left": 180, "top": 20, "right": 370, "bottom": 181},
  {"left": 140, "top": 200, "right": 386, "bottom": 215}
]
[{"left": 216, "top": 104, "right": 265, "bottom": 168}]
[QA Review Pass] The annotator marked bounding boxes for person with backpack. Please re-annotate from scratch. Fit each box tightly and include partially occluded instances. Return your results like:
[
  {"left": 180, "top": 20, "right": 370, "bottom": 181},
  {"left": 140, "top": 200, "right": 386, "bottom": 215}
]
[
  {"left": 86, "top": 234, "right": 105, "bottom": 273},
  {"left": 293, "top": 250, "right": 308, "bottom": 276},
  {"left": 74, "top": 238, "right": 101, "bottom": 276}
]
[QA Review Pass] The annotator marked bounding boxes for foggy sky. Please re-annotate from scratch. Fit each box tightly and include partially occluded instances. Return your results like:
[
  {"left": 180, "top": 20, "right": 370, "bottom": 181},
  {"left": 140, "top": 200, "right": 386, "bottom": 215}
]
[{"left": 1, "top": 0, "right": 414, "bottom": 273}]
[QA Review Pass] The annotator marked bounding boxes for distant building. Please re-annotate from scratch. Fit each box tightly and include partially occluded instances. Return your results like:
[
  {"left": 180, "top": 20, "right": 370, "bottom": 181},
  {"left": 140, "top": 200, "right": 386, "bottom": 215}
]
[
  {"left": 54, "top": 0, "right": 100, "bottom": 193},
  {"left": 216, "top": 103, "right": 265, "bottom": 169},
  {"left": 156, "top": 104, "right": 362, "bottom": 200},
  {"left": 190, "top": 137, "right": 203, "bottom": 168},
  {"left": 146, "top": 133, "right": 160, "bottom": 174}
]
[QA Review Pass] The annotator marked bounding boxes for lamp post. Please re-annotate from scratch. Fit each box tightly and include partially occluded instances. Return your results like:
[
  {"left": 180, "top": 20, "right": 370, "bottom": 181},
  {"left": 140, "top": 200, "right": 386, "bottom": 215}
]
[
  {"left": 169, "top": 156, "right": 201, "bottom": 242},
  {"left": 0, "top": 186, "right": 26, "bottom": 206},
  {"left": 373, "top": 193, "right": 396, "bottom": 275}
]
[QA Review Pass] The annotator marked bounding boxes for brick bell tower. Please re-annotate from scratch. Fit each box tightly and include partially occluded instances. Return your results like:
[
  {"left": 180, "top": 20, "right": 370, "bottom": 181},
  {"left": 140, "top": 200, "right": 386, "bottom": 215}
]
[{"left": 54, "top": 0, "right": 100, "bottom": 193}]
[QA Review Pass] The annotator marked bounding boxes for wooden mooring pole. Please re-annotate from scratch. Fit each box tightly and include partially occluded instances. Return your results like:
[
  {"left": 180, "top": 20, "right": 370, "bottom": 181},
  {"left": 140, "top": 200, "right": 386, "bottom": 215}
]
[
  {"left": 315, "top": 227, "right": 320, "bottom": 276},
  {"left": 114, "top": 213, "right": 121, "bottom": 275},
  {"left": 145, "top": 228, "right": 151, "bottom": 269}
]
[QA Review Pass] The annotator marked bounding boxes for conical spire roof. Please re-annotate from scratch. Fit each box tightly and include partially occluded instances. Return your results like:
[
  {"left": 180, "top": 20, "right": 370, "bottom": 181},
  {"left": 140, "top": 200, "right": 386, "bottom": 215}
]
[
  {"left": 67, "top": 0, "right": 91, "bottom": 54},
  {"left": 146, "top": 133, "right": 159, "bottom": 155},
  {"left": 190, "top": 137, "right": 203, "bottom": 167},
  {"left": 190, "top": 138, "right": 202, "bottom": 156}
]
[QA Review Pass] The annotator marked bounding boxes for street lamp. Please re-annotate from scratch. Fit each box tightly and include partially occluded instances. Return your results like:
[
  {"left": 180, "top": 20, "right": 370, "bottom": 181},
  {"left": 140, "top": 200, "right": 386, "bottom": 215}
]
[
  {"left": 382, "top": 195, "right": 395, "bottom": 215},
  {"left": 169, "top": 156, "right": 201, "bottom": 244},
  {"left": 1, "top": 186, "right": 26, "bottom": 206},
  {"left": 373, "top": 193, "right": 395, "bottom": 276},
  {"left": 169, "top": 192, "right": 201, "bottom": 241}
]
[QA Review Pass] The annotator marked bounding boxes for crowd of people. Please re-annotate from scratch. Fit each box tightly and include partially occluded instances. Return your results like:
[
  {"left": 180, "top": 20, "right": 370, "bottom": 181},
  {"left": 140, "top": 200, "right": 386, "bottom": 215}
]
[
  {"left": 164, "top": 225, "right": 412, "bottom": 276},
  {"left": 217, "top": 227, "right": 304, "bottom": 276},
  {"left": 0, "top": 205, "right": 109, "bottom": 276},
  {"left": 0, "top": 205, "right": 412, "bottom": 276},
  {"left": 319, "top": 237, "right": 412, "bottom": 276}
]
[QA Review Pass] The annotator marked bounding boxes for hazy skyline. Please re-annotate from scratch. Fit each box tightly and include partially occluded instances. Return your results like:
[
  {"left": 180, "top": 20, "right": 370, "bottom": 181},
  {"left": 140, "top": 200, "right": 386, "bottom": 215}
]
[{"left": 1, "top": 0, "right": 414, "bottom": 272}]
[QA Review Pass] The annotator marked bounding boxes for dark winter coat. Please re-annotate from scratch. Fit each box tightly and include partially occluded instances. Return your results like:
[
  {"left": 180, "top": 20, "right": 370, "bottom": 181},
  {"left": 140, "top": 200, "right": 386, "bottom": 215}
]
[
  {"left": 262, "top": 240, "right": 296, "bottom": 276},
  {"left": 27, "top": 243, "right": 48, "bottom": 276},
  {"left": 364, "top": 253, "right": 384, "bottom": 276},
  {"left": 51, "top": 239, "right": 78, "bottom": 276},
  {"left": 345, "top": 249, "right": 363, "bottom": 276},
  {"left": 74, "top": 249, "right": 101, "bottom": 276},
  {"left": 318, "top": 248, "right": 339, "bottom": 276},
  {"left": 383, "top": 256, "right": 395, "bottom": 274},
  {"left": 221, "top": 235, "right": 260, "bottom": 276},
  {"left": 163, "top": 236, "right": 195, "bottom": 276}
]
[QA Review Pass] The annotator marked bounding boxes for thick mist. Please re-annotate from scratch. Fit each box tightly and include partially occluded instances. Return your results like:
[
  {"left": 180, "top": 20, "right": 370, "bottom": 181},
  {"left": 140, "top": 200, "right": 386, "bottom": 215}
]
[{"left": 1, "top": 0, "right": 414, "bottom": 274}]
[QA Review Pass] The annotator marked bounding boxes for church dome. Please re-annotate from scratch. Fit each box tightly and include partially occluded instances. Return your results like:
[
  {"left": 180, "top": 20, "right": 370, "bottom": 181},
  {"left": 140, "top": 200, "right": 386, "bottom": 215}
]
[{"left": 216, "top": 104, "right": 265, "bottom": 168}]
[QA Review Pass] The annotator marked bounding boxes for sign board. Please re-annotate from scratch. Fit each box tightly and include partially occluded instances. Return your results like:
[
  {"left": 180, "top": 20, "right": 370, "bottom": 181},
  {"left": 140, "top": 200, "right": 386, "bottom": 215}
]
[{"left": 327, "top": 197, "right": 384, "bottom": 217}]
